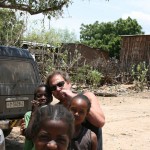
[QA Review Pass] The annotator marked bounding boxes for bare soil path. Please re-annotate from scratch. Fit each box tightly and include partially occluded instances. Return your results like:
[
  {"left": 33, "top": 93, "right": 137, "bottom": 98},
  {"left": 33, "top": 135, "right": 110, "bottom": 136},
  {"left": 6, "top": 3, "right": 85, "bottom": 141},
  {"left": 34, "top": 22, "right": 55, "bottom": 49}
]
[{"left": 102, "top": 91, "right": 150, "bottom": 150}]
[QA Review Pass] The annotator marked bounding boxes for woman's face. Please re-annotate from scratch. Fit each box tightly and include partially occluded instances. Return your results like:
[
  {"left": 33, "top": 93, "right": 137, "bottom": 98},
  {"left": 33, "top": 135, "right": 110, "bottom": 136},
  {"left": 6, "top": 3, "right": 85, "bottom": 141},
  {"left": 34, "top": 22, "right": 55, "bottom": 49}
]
[
  {"left": 49, "top": 74, "right": 71, "bottom": 101},
  {"left": 70, "top": 98, "right": 88, "bottom": 125},
  {"left": 34, "top": 119, "right": 70, "bottom": 150}
]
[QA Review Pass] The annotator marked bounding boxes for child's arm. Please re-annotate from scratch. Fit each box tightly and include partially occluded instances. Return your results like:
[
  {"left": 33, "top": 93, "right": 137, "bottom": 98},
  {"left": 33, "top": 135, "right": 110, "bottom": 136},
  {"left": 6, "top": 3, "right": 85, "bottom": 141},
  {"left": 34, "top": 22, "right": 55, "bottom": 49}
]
[
  {"left": 91, "top": 131, "right": 98, "bottom": 150},
  {"left": 20, "top": 111, "right": 31, "bottom": 136},
  {"left": 20, "top": 118, "right": 26, "bottom": 136},
  {"left": 20, "top": 100, "right": 38, "bottom": 136}
]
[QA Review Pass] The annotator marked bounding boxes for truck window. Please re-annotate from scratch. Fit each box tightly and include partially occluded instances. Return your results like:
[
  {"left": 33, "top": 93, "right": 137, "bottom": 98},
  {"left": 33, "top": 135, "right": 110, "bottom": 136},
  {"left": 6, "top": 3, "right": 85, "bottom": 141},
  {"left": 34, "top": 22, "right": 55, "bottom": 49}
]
[{"left": 0, "top": 60, "right": 37, "bottom": 84}]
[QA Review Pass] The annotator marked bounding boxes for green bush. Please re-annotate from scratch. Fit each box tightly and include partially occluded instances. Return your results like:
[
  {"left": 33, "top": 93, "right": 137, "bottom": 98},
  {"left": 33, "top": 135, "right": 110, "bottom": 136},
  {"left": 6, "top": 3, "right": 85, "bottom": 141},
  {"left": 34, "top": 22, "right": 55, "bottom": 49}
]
[
  {"left": 87, "top": 69, "right": 103, "bottom": 88},
  {"left": 131, "top": 61, "right": 148, "bottom": 91}
]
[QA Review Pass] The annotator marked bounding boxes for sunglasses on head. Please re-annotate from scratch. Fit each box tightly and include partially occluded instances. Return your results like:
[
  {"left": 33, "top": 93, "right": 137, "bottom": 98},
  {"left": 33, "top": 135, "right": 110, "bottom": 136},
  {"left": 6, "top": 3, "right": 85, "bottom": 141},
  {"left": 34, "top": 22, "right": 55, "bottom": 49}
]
[{"left": 50, "top": 81, "right": 65, "bottom": 91}]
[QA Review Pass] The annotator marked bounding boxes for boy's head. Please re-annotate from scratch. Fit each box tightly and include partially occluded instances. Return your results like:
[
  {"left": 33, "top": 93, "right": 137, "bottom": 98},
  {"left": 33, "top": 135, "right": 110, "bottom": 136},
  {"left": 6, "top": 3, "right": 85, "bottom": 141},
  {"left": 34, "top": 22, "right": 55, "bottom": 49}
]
[
  {"left": 26, "top": 104, "right": 74, "bottom": 150},
  {"left": 34, "top": 84, "right": 52, "bottom": 106},
  {"left": 70, "top": 94, "right": 91, "bottom": 125}
]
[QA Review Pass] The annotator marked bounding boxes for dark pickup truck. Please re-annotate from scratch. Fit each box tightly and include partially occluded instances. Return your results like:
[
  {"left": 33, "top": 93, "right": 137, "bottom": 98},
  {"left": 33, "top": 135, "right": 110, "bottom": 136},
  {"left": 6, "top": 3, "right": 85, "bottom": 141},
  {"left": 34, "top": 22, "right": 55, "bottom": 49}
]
[{"left": 0, "top": 46, "right": 41, "bottom": 136}]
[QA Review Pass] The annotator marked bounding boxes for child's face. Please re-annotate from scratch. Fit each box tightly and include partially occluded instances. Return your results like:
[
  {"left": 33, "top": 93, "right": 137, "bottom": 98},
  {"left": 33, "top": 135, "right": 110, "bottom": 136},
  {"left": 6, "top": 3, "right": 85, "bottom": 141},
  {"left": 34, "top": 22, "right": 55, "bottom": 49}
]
[
  {"left": 34, "top": 119, "right": 70, "bottom": 150},
  {"left": 70, "top": 98, "right": 88, "bottom": 125},
  {"left": 35, "top": 87, "right": 48, "bottom": 106}
]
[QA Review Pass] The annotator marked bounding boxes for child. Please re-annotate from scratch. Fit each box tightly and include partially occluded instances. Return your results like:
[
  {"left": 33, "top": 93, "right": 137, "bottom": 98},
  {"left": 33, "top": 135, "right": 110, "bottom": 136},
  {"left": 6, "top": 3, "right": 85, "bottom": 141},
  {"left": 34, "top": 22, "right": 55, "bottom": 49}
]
[
  {"left": 25, "top": 104, "right": 75, "bottom": 150},
  {"left": 21, "top": 84, "right": 53, "bottom": 150},
  {"left": 69, "top": 94, "right": 98, "bottom": 150}
]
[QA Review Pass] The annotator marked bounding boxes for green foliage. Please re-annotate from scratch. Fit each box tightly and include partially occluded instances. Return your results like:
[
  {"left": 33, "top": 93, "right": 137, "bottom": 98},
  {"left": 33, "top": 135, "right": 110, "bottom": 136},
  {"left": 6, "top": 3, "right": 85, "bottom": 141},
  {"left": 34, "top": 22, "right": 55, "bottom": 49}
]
[
  {"left": 0, "top": 1, "right": 109, "bottom": 18},
  {"left": 24, "top": 28, "right": 77, "bottom": 46},
  {"left": 131, "top": 62, "right": 148, "bottom": 91},
  {"left": 70, "top": 65, "right": 103, "bottom": 89},
  {"left": 45, "top": 47, "right": 60, "bottom": 74},
  {"left": 87, "top": 70, "right": 103, "bottom": 88},
  {"left": 46, "top": 47, "right": 83, "bottom": 74},
  {"left": 73, "top": 65, "right": 90, "bottom": 84},
  {"left": 0, "top": 0, "right": 71, "bottom": 17},
  {"left": 45, "top": 47, "right": 103, "bottom": 89},
  {"left": 0, "top": 9, "right": 24, "bottom": 46},
  {"left": 57, "top": 29, "right": 77, "bottom": 43},
  {"left": 80, "top": 17, "right": 144, "bottom": 58}
]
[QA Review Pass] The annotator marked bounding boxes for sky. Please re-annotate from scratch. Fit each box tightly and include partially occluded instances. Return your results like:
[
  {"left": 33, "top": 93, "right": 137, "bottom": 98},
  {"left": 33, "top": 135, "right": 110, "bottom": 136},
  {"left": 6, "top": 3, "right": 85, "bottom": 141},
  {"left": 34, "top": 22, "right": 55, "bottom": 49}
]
[{"left": 27, "top": 0, "right": 150, "bottom": 39}]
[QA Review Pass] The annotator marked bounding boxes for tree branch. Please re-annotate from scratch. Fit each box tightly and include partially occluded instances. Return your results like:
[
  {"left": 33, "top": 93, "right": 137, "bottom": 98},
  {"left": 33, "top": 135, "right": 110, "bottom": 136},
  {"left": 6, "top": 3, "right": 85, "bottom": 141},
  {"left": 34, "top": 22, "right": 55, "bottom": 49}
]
[
  {"left": 0, "top": 1, "right": 69, "bottom": 15},
  {"left": 29, "top": 1, "right": 68, "bottom": 15}
]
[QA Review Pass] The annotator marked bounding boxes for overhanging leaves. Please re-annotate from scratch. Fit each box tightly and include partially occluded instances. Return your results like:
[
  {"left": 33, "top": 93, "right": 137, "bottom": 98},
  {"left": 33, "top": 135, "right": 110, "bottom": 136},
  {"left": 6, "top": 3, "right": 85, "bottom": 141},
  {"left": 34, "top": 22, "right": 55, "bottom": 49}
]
[{"left": 0, "top": 0, "right": 71, "bottom": 16}]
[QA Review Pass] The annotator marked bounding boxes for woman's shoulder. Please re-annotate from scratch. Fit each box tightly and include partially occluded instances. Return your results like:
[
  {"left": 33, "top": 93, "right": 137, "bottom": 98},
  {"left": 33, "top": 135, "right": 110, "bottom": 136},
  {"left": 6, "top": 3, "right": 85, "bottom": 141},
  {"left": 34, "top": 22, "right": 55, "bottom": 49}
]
[{"left": 82, "top": 91, "right": 97, "bottom": 102}]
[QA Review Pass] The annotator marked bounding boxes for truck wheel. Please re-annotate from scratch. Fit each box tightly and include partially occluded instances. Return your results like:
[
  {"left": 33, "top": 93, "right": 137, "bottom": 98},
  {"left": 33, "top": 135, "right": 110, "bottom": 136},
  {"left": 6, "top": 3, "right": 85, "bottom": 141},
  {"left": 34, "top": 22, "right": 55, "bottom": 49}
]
[{"left": 3, "top": 129, "right": 12, "bottom": 137}]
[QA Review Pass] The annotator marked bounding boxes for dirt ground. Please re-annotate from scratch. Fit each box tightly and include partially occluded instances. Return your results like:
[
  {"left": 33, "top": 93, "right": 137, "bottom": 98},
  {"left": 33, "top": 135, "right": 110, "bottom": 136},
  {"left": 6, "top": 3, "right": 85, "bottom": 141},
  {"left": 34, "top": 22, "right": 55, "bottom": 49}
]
[
  {"left": 5, "top": 85, "right": 150, "bottom": 150},
  {"left": 102, "top": 92, "right": 150, "bottom": 150}
]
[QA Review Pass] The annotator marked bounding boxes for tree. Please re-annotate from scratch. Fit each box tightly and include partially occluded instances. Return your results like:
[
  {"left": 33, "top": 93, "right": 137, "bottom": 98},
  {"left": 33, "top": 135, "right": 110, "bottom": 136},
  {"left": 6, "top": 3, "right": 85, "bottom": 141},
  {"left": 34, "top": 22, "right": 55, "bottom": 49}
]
[
  {"left": 57, "top": 28, "right": 77, "bottom": 43},
  {"left": 0, "top": 9, "right": 25, "bottom": 46},
  {"left": 24, "top": 28, "right": 77, "bottom": 46},
  {"left": 0, "top": 1, "right": 109, "bottom": 17},
  {"left": 80, "top": 17, "right": 144, "bottom": 58},
  {"left": 0, "top": 0, "right": 71, "bottom": 17}
]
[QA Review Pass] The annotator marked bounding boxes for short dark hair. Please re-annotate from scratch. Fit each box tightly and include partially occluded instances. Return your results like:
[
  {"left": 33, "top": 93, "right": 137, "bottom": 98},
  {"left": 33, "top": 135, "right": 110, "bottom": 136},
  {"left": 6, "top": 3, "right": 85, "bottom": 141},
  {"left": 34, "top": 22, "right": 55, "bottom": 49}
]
[
  {"left": 26, "top": 104, "right": 74, "bottom": 140},
  {"left": 71, "top": 94, "right": 91, "bottom": 113},
  {"left": 46, "top": 70, "right": 70, "bottom": 86},
  {"left": 34, "top": 84, "right": 53, "bottom": 104}
]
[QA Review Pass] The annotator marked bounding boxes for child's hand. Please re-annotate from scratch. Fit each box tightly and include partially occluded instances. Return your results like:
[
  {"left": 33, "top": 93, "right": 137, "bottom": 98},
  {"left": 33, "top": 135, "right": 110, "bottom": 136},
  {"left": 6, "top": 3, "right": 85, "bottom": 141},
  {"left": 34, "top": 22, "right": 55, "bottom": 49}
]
[
  {"left": 31, "top": 100, "right": 39, "bottom": 106},
  {"left": 20, "top": 118, "right": 26, "bottom": 136},
  {"left": 31, "top": 100, "right": 40, "bottom": 111}
]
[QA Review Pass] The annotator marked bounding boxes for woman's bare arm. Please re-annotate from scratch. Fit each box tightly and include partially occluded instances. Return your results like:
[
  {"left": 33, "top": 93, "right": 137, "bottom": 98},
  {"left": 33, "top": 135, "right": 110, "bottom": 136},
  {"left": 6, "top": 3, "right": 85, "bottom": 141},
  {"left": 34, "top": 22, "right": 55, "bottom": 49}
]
[{"left": 84, "top": 91, "right": 105, "bottom": 127}]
